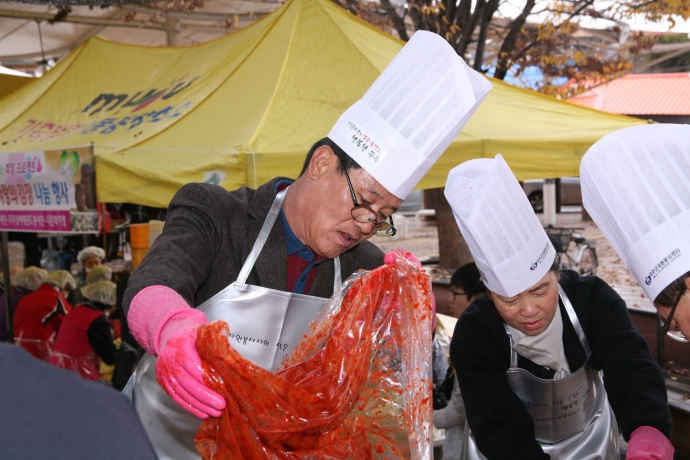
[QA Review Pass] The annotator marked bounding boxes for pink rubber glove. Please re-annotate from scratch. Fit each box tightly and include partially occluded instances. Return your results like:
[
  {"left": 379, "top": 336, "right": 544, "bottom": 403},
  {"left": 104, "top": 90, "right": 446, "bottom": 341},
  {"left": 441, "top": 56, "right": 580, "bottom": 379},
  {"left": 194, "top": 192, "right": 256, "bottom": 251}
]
[
  {"left": 129, "top": 286, "right": 226, "bottom": 419},
  {"left": 384, "top": 249, "right": 422, "bottom": 268},
  {"left": 627, "top": 426, "right": 674, "bottom": 460}
]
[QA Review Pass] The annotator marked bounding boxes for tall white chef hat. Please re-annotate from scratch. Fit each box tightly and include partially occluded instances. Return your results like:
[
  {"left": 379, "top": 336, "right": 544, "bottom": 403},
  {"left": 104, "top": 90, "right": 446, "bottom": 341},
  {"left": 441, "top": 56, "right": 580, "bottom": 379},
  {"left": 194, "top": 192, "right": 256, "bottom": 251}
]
[
  {"left": 581, "top": 124, "right": 690, "bottom": 302},
  {"left": 328, "top": 31, "right": 492, "bottom": 200},
  {"left": 445, "top": 154, "right": 556, "bottom": 297}
]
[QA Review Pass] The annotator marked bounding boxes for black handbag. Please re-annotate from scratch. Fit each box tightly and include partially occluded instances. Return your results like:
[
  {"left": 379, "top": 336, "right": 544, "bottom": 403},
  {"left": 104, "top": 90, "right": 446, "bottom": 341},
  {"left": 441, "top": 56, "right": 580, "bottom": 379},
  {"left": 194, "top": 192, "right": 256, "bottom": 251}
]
[{"left": 433, "top": 366, "right": 455, "bottom": 410}]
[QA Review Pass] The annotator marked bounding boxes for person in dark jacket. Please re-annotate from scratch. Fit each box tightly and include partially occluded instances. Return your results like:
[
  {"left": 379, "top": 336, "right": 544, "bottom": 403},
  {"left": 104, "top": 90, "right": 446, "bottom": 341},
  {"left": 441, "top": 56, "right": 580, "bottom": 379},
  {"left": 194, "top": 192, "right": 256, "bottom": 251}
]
[
  {"left": 0, "top": 342, "right": 157, "bottom": 460},
  {"left": 51, "top": 281, "right": 118, "bottom": 380},
  {"left": 122, "top": 33, "right": 491, "bottom": 460},
  {"left": 452, "top": 269, "right": 672, "bottom": 459},
  {"left": 433, "top": 262, "right": 486, "bottom": 460},
  {"left": 445, "top": 155, "right": 672, "bottom": 460}
]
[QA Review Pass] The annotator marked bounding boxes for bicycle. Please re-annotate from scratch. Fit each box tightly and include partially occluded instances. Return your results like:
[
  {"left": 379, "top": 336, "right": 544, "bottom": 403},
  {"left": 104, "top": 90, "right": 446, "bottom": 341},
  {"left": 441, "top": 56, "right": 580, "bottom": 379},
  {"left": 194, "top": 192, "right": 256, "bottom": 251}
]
[{"left": 544, "top": 226, "right": 598, "bottom": 276}]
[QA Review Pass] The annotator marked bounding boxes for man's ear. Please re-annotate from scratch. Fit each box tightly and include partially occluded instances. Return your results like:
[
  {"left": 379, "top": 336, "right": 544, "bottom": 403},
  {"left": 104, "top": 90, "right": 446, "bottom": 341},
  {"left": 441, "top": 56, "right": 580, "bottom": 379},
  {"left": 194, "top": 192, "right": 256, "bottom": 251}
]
[
  {"left": 306, "top": 146, "right": 336, "bottom": 180},
  {"left": 684, "top": 275, "right": 690, "bottom": 291}
]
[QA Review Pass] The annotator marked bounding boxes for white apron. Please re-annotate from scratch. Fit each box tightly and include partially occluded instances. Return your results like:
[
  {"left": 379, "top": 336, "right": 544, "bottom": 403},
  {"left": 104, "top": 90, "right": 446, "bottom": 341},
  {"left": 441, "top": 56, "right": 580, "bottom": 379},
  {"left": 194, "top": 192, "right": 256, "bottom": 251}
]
[
  {"left": 462, "top": 286, "right": 619, "bottom": 460},
  {"left": 123, "top": 188, "right": 341, "bottom": 460}
]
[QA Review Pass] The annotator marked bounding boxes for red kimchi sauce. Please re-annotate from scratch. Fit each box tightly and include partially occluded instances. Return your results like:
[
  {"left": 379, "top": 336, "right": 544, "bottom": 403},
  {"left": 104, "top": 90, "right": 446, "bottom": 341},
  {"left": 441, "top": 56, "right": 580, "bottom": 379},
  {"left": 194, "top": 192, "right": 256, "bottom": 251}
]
[{"left": 195, "top": 258, "right": 433, "bottom": 459}]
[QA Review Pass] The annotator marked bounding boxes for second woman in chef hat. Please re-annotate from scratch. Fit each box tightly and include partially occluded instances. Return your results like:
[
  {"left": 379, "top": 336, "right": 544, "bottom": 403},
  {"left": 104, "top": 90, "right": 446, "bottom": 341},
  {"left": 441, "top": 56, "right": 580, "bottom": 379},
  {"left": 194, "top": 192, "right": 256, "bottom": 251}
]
[
  {"left": 581, "top": 123, "right": 690, "bottom": 346},
  {"left": 444, "top": 154, "right": 672, "bottom": 460}
]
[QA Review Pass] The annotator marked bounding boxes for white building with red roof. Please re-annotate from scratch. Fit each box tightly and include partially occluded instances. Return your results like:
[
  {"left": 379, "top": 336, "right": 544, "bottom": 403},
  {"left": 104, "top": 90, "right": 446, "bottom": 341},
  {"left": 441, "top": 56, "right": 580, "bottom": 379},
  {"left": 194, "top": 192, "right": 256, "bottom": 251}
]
[{"left": 568, "top": 72, "right": 690, "bottom": 124}]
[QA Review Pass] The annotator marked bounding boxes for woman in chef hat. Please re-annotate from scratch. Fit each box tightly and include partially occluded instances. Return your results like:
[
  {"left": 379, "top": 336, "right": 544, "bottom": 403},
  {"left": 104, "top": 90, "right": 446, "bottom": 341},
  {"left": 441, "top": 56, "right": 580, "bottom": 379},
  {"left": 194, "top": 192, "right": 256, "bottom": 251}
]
[
  {"left": 581, "top": 123, "right": 690, "bottom": 346},
  {"left": 445, "top": 154, "right": 672, "bottom": 460}
]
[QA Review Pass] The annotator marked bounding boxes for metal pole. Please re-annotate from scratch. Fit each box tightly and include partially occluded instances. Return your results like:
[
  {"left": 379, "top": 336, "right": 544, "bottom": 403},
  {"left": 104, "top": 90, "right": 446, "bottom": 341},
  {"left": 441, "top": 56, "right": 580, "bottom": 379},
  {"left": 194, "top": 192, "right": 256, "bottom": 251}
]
[
  {"left": 543, "top": 179, "right": 557, "bottom": 227},
  {"left": 2, "top": 232, "right": 13, "bottom": 344}
]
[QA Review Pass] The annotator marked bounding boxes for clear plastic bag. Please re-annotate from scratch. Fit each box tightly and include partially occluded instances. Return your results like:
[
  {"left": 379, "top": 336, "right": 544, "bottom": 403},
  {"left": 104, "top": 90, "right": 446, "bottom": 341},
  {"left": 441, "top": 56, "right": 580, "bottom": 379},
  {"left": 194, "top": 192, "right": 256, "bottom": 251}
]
[
  {"left": 50, "top": 350, "right": 101, "bottom": 381},
  {"left": 15, "top": 333, "right": 55, "bottom": 362},
  {"left": 195, "top": 258, "right": 434, "bottom": 459}
]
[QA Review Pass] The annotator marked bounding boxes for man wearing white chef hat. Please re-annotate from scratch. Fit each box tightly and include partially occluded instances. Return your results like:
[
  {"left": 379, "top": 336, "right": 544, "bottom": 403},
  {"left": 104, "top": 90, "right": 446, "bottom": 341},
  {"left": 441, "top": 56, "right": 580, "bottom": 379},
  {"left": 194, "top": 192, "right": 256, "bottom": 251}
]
[
  {"left": 581, "top": 123, "right": 690, "bottom": 460},
  {"left": 123, "top": 31, "right": 492, "bottom": 459},
  {"left": 582, "top": 124, "right": 690, "bottom": 346},
  {"left": 445, "top": 154, "right": 671, "bottom": 460}
]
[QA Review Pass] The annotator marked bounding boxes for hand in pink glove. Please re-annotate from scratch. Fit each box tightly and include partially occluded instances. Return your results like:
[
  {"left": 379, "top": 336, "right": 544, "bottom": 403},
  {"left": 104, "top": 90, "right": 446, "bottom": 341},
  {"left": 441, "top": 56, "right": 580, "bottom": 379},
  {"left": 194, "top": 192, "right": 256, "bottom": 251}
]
[
  {"left": 627, "top": 426, "right": 674, "bottom": 460},
  {"left": 128, "top": 286, "right": 225, "bottom": 419},
  {"left": 155, "top": 316, "right": 226, "bottom": 419},
  {"left": 384, "top": 249, "right": 422, "bottom": 268}
]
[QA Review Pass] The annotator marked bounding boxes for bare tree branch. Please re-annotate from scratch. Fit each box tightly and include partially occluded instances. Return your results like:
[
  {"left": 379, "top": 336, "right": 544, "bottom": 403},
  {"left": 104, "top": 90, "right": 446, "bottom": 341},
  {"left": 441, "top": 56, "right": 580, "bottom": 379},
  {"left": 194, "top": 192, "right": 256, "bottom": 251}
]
[
  {"left": 494, "top": 0, "right": 536, "bottom": 79},
  {"left": 380, "top": 0, "right": 409, "bottom": 40},
  {"left": 474, "top": 0, "right": 500, "bottom": 70},
  {"left": 455, "top": 0, "right": 485, "bottom": 56},
  {"left": 510, "top": 0, "right": 596, "bottom": 67}
]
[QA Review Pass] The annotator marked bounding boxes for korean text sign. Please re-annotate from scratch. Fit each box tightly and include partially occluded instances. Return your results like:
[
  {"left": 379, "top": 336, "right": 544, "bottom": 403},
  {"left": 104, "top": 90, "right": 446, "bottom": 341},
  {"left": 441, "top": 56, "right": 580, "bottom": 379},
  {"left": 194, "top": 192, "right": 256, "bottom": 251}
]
[{"left": 0, "top": 146, "right": 98, "bottom": 233}]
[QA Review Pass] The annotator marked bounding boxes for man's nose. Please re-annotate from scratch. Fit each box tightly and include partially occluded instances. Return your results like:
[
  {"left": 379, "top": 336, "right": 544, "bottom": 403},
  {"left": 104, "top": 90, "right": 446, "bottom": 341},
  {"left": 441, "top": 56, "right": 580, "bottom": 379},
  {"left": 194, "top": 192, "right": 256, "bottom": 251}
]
[
  {"left": 352, "top": 218, "right": 375, "bottom": 235},
  {"left": 520, "top": 303, "right": 539, "bottom": 318}
]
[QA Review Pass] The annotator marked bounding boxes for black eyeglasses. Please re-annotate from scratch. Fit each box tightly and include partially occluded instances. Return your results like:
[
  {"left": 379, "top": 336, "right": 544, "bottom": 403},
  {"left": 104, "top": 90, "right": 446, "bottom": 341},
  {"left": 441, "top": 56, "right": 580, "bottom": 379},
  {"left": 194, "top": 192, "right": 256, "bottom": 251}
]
[
  {"left": 449, "top": 289, "right": 465, "bottom": 302},
  {"left": 659, "top": 287, "right": 687, "bottom": 343},
  {"left": 343, "top": 168, "right": 396, "bottom": 237}
]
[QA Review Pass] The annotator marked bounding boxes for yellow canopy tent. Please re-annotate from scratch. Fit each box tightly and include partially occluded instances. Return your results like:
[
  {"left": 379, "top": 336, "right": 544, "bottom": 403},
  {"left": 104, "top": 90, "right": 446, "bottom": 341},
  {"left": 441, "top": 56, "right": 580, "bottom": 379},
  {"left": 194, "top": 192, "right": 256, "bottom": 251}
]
[
  {"left": 0, "top": 73, "right": 32, "bottom": 100},
  {"left": 0, "top": 0, "right": 645, "bottom": 207}
]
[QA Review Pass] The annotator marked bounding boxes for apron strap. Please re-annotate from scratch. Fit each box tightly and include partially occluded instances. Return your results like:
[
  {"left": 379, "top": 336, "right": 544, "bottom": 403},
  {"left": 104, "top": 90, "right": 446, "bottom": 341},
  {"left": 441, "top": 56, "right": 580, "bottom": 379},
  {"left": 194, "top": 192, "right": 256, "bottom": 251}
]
[
  {"left": 503, "top": 322, "right": 519, "bottom": 369},
  {"left": 558, "top": 285, "right": 591, "bottom": 356},
  {"left": 237, "top": 188, "right": 288, "bottom": 284},
  {"left": 237, "top": 186, "right": 342, "bottom": 291},
  {"left": 333, "top": 256, "right": 342, "bottom": 292},
  {"left": 502, "top": 285, "right": 590, "bottom": 368}
]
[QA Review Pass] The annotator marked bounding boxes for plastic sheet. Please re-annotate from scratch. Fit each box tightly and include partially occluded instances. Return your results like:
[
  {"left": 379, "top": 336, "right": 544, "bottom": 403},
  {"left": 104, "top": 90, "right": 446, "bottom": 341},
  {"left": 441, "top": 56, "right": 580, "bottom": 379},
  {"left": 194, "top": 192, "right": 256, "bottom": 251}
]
[
  {"left": 195, "top": 257, "right": 433, "bottom": 459},
  {"left": 15, "top": 333, "right": 54, "bottom": 362},
  {"left": 50, "top": 350, "right": 101, "bottom": 381}
]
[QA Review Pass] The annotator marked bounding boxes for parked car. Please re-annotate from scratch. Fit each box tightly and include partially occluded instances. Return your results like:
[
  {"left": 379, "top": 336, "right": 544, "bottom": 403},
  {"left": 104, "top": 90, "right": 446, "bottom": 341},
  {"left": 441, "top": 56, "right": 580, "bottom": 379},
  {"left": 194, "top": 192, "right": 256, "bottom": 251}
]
[
  {"left": 522, "top": 177, "right": 582, "bottom": 213},
  {"left": 397, "top": 189, "right": 423, "bottom": 216}
]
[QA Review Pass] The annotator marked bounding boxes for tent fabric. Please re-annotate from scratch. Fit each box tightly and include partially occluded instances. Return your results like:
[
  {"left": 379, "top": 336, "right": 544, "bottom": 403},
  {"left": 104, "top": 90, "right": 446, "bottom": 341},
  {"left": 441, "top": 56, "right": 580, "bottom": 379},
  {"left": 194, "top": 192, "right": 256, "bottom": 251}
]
[
  {"left": 0, "top": 73, "right": 32, "bottom": 100},
  {"left": 0, "top": 0, "right": 646, "bottom": 208}
]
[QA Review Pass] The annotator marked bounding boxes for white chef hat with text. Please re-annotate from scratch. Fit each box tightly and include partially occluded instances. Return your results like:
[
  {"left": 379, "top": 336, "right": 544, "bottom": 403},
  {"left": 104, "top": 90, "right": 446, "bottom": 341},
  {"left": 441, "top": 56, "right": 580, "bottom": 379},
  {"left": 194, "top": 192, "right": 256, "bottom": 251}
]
[
  {"left": 581, "top": 124, "right": 690, "bottom": 301},
  {"left": 445, "top": 154, "right": 556, "bottom": 297},
  {"left": 328, "top": 31, "right": 492, "bottom": 200}
]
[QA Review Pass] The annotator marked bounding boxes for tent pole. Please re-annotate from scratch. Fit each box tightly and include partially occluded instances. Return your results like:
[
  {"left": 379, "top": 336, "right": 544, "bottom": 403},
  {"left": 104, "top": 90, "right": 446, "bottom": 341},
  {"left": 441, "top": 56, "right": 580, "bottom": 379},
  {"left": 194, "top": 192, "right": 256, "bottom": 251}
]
[
  {"left": 2, "top": 232, "right": 12, "bottom": 344},
  {"left": 543, "top": 179, "right": 557, "bottom": 227}
]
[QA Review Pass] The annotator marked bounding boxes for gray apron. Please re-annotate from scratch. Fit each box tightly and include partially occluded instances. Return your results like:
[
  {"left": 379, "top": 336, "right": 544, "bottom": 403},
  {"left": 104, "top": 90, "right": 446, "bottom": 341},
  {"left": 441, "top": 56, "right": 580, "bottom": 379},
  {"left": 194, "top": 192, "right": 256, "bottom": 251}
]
[
  {"left": 462, "top": 286, "right": 619, "bottom": 460},
  {"left": 123, "top": 188, "right": 342, "bottom": 460}
]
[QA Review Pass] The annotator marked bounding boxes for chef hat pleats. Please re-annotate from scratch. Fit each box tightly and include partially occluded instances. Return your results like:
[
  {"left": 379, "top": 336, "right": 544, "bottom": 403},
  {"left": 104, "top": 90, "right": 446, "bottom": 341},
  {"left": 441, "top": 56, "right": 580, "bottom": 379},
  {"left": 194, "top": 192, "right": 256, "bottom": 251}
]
[
  {"left": 328, "top": 31, "right": 492, "bottom": 200},
  {"left": 581, "top": 124, "right": 690, "bottom": 301},
  {"left": 446, "top": 155, "right": 556, "bottom": 297}
]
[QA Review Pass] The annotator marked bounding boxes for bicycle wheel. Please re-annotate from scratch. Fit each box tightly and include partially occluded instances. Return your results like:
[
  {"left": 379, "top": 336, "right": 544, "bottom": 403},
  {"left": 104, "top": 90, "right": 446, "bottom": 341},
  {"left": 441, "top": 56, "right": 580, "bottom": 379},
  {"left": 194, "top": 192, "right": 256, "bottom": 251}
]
[
  {"left": 578, "top": 246, "right": 597, "bottom": 276},
  {"left": 557, "top": 252, "right": 572, "bottom": 271}
]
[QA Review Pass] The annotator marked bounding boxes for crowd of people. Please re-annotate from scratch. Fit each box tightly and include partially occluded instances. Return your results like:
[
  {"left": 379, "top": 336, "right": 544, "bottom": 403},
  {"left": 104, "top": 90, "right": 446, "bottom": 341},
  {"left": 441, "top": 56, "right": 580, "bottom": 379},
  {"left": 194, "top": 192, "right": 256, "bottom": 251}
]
[
  {"left": 1, "top": 246, "right": 129, "bottom": 382},
  {"left": 1, "top": 31, "right": 689, "bottom": 460}
]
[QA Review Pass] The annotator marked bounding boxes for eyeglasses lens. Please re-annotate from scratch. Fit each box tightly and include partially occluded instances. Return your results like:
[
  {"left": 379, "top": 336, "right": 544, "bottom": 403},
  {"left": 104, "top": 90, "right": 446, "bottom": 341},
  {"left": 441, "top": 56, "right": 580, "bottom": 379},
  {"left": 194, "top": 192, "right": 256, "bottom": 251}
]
[
  {"left": 660, "top": 316, "right": 688, "bottom": 343},
  {"left": 374, "top": 223, "right": 395, "bottom": 237},
  {"left": 659, "top": 288, "right": 688, "bottom": 343}
]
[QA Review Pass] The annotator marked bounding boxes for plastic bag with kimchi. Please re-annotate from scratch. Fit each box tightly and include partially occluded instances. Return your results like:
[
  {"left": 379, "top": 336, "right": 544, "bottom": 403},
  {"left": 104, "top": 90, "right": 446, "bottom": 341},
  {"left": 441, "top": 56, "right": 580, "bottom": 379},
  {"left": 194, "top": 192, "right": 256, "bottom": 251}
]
[{"left": 194, "top": 257, "right": 433, "bottom": 459}]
